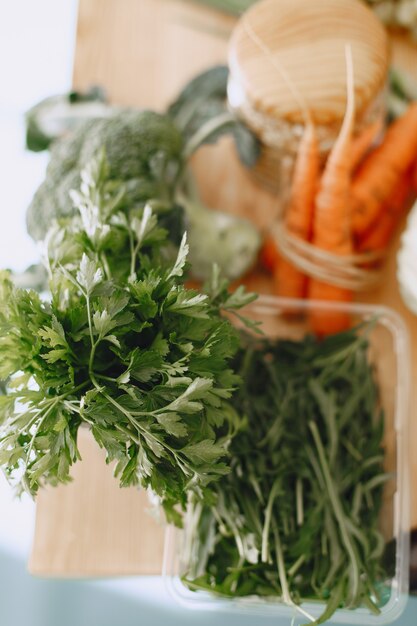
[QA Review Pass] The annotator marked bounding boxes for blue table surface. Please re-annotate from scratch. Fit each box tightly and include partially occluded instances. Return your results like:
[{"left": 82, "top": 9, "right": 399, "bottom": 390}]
[{"left": 1, "top": 549, "right": 416, "bottom": 626}]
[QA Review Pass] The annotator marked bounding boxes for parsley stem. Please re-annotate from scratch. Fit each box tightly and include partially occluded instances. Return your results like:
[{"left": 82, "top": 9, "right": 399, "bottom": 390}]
[
  {"left": 25, "top": 381, "right": 89, "bottom": 471},
  {"left": 128, "top": 228, "right": 136, "bottom": 280},
  {"left": 100, "top": 252, "right": 112, "bottom": 280},
  {"left": 98, "top": 391, "right": 200, "bottom": 478},
  {"left": 25, "top": 398, "right": 60, "bottom": 468},
  {"left": 114, "top": 422, "right": 141, "bottom": 445},
  {"left": 86, "top": 294, "right": 95, "bottom": 352},
  {"left": 95, "top": 373, "right": 118, "bottom": 383},
  {"left": 85, "top": 292, "right": 102, "bottom": 390}
]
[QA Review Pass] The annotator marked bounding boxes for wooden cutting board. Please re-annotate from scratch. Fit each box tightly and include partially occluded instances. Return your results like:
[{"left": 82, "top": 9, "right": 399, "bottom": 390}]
[
  {"left": 29, "top": 427, "right": 165, "bottom": 577},
  {"left": 29, "top": 0, "right": 417, "bottom": 577}
]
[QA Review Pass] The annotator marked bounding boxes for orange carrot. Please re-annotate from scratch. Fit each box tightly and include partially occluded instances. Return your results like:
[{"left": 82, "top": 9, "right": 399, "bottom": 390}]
[
  {"left": 413, "top": 158, "right": 417, "bottom": 194},
  {"left": 356, "top": 170, "right": 414, "bottom": 254},
  {"left": 274, "top": 119, "right": 319, "bottom": 299},
  {"left": 352, "top": 102, "right": 417, "bottom": 237},
  {"left": 350, "top": 118, "right": 383, "bottom": 172},
  {"left": 308, "top": 45, "right": 355, "bottom": 336},
  {"left": 259, "top": 235, "right": 281, "bottom": 273}
]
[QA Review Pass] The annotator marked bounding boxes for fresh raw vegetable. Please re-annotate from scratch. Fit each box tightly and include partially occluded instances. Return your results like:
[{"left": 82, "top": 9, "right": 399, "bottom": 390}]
[
  {"left": 0, "top": 151, "right": 256, "bottom": 524},
  {"left": 180, "top": 192, "right": 261, "bottom": 281},
  {"left": 26, "top": 110, "right": 185, "bottom": 241},
  {"left": 259, "top": 235, "right": 281, "bottom": 273},
  {"left": 26, "top": 89, "right": 261, "bottom": 282},
  {"left": 357, "top": 168, "right": 413, "bottom": 253},
  {"left": 275, "top": 119, "right": 319, "bottom": 300},
  {"left": 413, "top": 158, "right": 417, "bottom": 192},
  {"left": 308, "top": 48, "right": 355, "bottom": 335},
  {"left": 167, "top": 65, "right": 260, "bottom": 168},
  {"left": 261, "top": 61, "right": 417, "bottom": 321},
  {"left": 25, "top": 87, "right": 115, "bottom": 152},
  {"left": 25, "top": 112, "right": 181, "bottom": 240},
  {"left": 352, "top": 102, "right": 417, "bottom": 238},
  {"left": 182, "top": 323, "right": 390, "bottom": 623},
  {"left": 350, "top": 118, "right": 383, "bottom": 172}
]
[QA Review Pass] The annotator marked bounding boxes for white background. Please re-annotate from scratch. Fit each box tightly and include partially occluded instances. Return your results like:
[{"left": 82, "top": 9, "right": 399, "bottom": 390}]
[
  {"left": 0, "top": 0, "right": 79, "bottom": 556},
  {"left": 0, "top": 0, "right": 78, "bottom": 273}
]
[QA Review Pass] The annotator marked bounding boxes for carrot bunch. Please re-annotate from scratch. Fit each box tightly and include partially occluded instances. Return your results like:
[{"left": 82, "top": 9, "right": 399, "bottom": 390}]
[{"left": 259, "top": 85, "right": 417, "bottom": 336}]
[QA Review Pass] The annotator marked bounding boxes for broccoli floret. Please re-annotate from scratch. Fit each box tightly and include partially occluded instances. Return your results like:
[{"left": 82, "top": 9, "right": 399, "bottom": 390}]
[
  {"left": 47, "top": 118, "right": 97, "bottom": 177},
  {"left": 80, "top": 110, "right": 183, "bottom": 180},
  {"left": 27, "top": 110, "right": 184, "bottom": 241}
]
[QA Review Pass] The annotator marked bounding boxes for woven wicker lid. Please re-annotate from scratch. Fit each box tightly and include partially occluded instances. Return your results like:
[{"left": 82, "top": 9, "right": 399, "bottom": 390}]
[{"left": 228, "top": 0, "right": 389, "bottom": 126}]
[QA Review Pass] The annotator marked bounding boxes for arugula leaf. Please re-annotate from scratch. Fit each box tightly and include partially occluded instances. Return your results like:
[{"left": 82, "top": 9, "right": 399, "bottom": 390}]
[{"left": 182, "top": 325, "right": 390, "bottom": 621}]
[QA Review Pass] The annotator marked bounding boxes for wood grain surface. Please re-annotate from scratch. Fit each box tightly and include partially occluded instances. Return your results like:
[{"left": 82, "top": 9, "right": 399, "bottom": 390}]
[
  {"left": 29, "top": 427, "right": 165, "bottom": 577},
  {"left": 30, "top": 0, "right": 417, "bottom": 578}
]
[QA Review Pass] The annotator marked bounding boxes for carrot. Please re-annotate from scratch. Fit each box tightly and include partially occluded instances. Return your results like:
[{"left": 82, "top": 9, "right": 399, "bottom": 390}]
[
  {"left": 352, "top": 102, "right": 417, "bottom": 237},
  {"left": 356, "top": 169, "right": 414, "bottom": 254},
  {"left": 274, "top": 119, "right": 319, "bottom": 299},
  {"left": 259, "top": 235, "right": 281, "bottom": 273},
  {"left": 413, "top": 158, "right": 417, "bottom": 194},
  {"left": 308, "top": 45, "right": 355, "bottom": 336},
  {"left": 350, "top": 118, "right": 383, "bottom": 173}
]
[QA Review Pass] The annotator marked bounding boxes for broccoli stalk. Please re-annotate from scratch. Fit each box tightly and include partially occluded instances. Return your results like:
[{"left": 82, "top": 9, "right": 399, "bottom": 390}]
[{"left": 176, "top": 172, "right": 260, "bottom": 281}]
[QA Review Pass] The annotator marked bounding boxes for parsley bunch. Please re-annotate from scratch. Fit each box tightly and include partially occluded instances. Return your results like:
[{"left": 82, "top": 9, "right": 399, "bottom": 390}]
[{"left": 0, "top": 151, "right": 253, "bottom": 524}]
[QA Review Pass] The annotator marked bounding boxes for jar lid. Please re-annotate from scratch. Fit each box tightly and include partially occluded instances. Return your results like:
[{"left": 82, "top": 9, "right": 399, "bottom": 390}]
[{"left": 228, "top": 0, "right": 389, "bottom": 126}]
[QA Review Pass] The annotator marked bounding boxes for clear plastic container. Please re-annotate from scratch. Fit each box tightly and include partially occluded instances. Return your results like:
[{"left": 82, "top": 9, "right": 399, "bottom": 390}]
[{"left": 163, "top": 296, "right": 411, "bottom": 625}]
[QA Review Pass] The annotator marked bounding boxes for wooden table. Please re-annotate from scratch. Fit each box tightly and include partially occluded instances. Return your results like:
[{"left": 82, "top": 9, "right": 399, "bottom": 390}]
[{"left": 29, "top": 0, "right": 417, "bottom": 578}]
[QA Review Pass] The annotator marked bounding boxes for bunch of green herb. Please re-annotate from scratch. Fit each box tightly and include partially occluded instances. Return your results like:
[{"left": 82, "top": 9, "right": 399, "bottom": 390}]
[
  {"left": 0, "top": 150, "right": 255, "bottom": 524},
  {"left": 182, "top": 325, "right": 391, "bottom": 622}
]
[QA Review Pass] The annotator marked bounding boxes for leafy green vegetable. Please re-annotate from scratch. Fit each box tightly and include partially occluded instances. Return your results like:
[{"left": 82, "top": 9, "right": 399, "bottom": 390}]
[
  {"left": 25, "top": 68, "right": 263, "bottom": 281},
  {"left": 181, "top": 325, "right": 390, "bottom": 622},
  {"left": 168, "top": 65, "right": 260, "bottom": 167},
  {"left": 26, "top": 95, "right": 261, "bottom": 281},
  {"left": 26, "top": 110, "right": 185, "bottom": 242},
  {"left": 0, "top": 150, "right": 254, "bottom": 524}
]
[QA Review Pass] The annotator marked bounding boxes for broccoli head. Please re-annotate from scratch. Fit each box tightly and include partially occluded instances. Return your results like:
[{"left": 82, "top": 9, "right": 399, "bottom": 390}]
[{"left": 27, "top": 110, "right": 184, "bottom": 241}]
